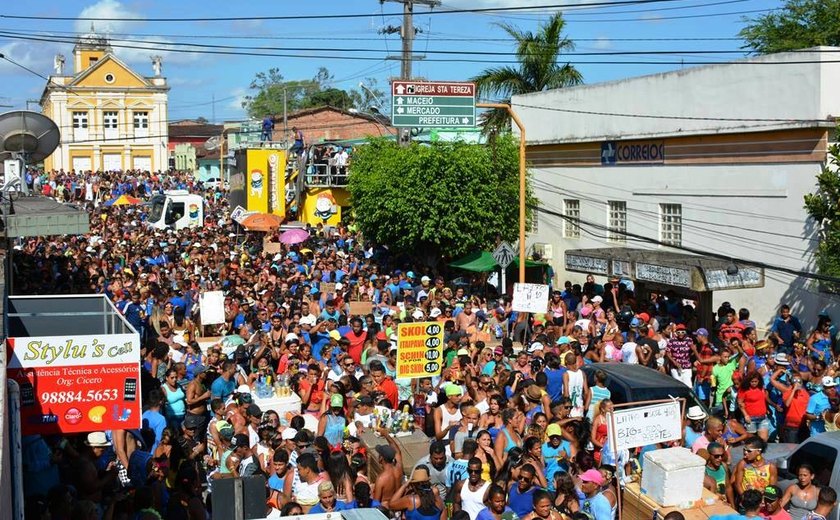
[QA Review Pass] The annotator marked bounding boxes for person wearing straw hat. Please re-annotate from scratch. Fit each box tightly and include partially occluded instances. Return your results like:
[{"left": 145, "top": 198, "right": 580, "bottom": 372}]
[{"left": 387, "top": 465, "right": 444, "bottom": 520}]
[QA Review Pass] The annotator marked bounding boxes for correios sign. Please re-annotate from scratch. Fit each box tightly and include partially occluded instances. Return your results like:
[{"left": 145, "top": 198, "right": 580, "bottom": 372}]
[{"left": 601, "top": 140, "right": 665, "bottom": 165}]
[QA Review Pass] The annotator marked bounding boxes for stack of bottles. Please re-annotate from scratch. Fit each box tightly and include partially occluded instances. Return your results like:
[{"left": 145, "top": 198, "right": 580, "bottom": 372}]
[{"left": 372, "top": 405, "right": 416, "bottom": 435}]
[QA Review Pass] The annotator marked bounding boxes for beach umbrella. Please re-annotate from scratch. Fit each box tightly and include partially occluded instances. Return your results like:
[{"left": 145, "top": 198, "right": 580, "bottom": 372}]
[
  {"left": 279, "top": 228, "right": 310, "bottom": 245},
  {"left": 240, "top": 212, "right": 283, "bottom": 232},
  {"left": 104, "top": 194, "right": 142, "bottom": 206}
]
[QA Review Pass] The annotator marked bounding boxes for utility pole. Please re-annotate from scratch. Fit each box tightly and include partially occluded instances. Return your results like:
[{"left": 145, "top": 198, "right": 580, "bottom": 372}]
[
  {"left": 381, "top": 0, "right": 439, "bottom": 144},
  {"left": 380, "top": 0, "right": 439, "bottom": 80}
]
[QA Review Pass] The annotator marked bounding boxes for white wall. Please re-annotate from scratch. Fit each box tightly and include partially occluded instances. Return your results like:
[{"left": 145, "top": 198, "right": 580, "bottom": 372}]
[
  {"left": 513, "top": 48, "right": 840, "bottom": 144},
  {"left": 530, "top": 161, "right": 840, "bottom": 332}
]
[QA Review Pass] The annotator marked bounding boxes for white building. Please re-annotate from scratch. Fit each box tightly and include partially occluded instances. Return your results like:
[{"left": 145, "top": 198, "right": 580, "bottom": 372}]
[{"left": 513, "top": 47, "right": 840, "bottom": 331}]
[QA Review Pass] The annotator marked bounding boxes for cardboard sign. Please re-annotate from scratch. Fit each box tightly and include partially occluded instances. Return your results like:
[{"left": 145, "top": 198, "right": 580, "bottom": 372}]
[
  {"left": 607, "top": 400, "right": 682, "bottom": 451},
  {"left": 200, "top": 290, "right": 226, "bottom": 325},
  {"left": 348, "top": 301, "right": 372, "bottom": 317},
  {"left": 511, "top": 282, "right": 550, "bottom": 313},
  {"left": 321, "top": 282, "right": 337, "bottom": 295},
  {"left": 6, "top": 334, "right": 141, "bottom": 435},
  {"left": 263, "top": 240, "right": 282, "bottom": 255},
  {"left": 396, "top": 321, "right": 444, "bottom": 379}
]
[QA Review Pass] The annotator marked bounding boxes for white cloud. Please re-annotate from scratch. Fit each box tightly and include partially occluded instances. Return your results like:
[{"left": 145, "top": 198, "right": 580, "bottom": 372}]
[
  {"left": 74, "top": 0, "right": 200, "bottom": 70},
  {"left": 592, "top": 37, "right": 612, "bottom": 50},
  {"left": 228, "top": 88, "right": 248, "bottom": 111},
  {"left": 0, "top": 41, "right": 46, "bottom": 73}
]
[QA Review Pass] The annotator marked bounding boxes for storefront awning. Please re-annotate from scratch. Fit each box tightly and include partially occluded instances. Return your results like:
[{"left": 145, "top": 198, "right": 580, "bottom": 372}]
[
  {"left": 564, "top": 248, "right": 764, "bottom": 292},
  {"left": 450, "top": 250, "right": 549, "bottom": 273}
]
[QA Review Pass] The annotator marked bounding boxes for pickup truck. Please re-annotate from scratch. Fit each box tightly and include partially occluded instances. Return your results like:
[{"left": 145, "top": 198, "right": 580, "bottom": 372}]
[{"left": 760, "top": 432, "right": 840, "bottom": 520}]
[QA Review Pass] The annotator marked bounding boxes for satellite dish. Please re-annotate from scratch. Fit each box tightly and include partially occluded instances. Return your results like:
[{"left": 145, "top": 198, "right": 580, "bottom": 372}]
[
  {"left": 0, "top": 111, "right": 60, "bottom": 195},
  {"left": 0, "top": 111, "right": 60, "bottom": 162},
  {"left": 204, "top": 135, "right": 222, "bottom": 151}
]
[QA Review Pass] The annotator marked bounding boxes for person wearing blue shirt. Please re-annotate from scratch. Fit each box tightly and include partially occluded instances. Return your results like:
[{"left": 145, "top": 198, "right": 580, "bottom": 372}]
[
  {"left": 542, "top": 424, "right": 571, "bottom": 491},
  {"left": 770, "top": 304, "right": 802, "bottom": 354},
  {"left": 805, "top": 377, "right": 837, "bottom": 436},
  {"left": 141, "top": 391, "right": 167, "bottom": 452},
  {"left": 308, "top": 481, "right": 348, "bottom": 514},
  {"left": 508, "top": 463, "right": 540, "bottom": 517},
  {"left": 210, "top": 361, "right": 237, "bottom": 401},
  {"left": 544, "top": 353, "right": 566, "bottom": 401},
  {"left": 579, "top": 469, "right": 613, "bottom": 520}
]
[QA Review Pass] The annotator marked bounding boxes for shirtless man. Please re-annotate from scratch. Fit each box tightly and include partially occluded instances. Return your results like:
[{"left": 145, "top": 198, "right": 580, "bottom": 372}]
[
  {"left": 225, "top": 394, "right": 251, "bottom": 435},
  {"left": 455, "top": 302, "right": 477, "bottom": 332},
  {"left": 185, "top": 366, "right": 211, "bottom": 434},
  {"left": 373, "top": 427, "right": 404, "bottom": 508}
]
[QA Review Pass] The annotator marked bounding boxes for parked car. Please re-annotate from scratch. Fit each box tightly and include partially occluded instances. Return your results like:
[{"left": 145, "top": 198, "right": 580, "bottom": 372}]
[{"left": 581, "top": 362, "right": 708, "bottom": 414}]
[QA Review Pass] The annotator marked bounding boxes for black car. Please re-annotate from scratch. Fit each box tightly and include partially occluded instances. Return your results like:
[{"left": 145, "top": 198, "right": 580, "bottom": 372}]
[{"left": 582, "top": 362, "right": 708, "bottom": 414}]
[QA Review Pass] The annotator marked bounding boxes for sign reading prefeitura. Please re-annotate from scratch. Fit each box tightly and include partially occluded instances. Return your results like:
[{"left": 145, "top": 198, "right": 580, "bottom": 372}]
[
  {"left": 7, "top": 333, "right": 141, "bottom": 435},
  {"left": 396, "top": 321, "right": 444, "bottom": 379},
  {"left": 391, "top": 81, "right": 476, "bottom": 128}
]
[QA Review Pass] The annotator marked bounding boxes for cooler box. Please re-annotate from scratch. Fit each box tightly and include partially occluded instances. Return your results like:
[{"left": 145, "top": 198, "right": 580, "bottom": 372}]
[{"left": 640, "top": 447, "right": 705, "bottom": 506}]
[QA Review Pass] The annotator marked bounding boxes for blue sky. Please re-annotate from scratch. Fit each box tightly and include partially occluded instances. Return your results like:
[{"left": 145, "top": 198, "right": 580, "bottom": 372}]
[{"left": 0, "top": 0, "right": 783, "bottom": 123}]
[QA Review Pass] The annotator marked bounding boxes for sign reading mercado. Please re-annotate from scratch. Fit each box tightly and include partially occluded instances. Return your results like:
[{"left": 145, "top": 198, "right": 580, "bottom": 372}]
[
  {"left": 391, "top": 81, "right": 476, "bottom": 128},
  {"left": 6, "top": 333, "right": 141, "bottom": 435},
  {"left": 396, "top": 321, "right": 445, "bottom": 379}
]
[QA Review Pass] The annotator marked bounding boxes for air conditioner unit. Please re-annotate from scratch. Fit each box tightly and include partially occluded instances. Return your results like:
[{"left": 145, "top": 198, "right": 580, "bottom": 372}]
[{"left": 533, "top": 243, "right": 554, "bottom": 261}]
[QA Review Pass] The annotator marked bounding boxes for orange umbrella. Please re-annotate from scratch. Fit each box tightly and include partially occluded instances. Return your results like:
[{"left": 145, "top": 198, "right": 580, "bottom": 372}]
[{"left": 240, "top": 212, "right": 283, "bottom": 232}]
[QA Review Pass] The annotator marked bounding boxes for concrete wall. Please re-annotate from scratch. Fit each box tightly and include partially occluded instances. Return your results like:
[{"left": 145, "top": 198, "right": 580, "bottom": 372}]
[
  {"left": 528, "top": 159, "right": 840, "bottom": 332},
  {"left": 513, "top": 48, "right": 840, "bottom": 144}
]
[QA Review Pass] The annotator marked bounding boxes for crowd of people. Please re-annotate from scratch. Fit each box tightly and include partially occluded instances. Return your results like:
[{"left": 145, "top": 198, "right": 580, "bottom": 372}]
[{"left": 15, "top": 167, "right": 840, "bottom": 520}]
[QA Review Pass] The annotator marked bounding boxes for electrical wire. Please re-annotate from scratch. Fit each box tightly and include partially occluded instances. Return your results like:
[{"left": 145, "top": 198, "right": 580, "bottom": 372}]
[
  {"left": 531, "top": 203, "right": 836, "bottom": 283},
  {"left": 0, "top": 1, "right": 695, "bottom": 23}
]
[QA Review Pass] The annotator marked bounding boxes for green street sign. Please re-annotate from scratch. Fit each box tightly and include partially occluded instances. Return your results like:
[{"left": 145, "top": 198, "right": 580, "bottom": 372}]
[{"left": 391, "top": 81, "right": 476, "bottom": 128}]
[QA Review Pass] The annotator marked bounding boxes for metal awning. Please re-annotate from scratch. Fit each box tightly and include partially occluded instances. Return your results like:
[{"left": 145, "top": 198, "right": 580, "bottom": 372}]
[
  {"left": 4, "top": 196, "right": 89, "bottom": 237},
  {"left": 564, "top": 247, "right": 764, "bottom": 292},
  {"left": 6, "top": 294, "right": 136, "bottom": 337}
]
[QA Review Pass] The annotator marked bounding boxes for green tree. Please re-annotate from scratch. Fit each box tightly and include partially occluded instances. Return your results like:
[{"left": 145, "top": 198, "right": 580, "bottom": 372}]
[
  {"left": 348, "top": 136, "right": 535, "bottom": 265},
  {"left": 243, "top": 69, "right": 386, "bottom": 118},
  {"left": 804, "top": 138, "right": 840, "bottom": 289},
  {"left": 471, "top": 12, "right": 582, "bottom": 134},
  {"left": 740, "top": 0, "right": 840, "bottom": 54}
]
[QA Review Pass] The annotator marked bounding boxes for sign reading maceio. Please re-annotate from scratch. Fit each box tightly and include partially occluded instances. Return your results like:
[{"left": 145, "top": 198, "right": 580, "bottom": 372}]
[{"left": 391, "top": 81, "right": 476, "bottom": 128}]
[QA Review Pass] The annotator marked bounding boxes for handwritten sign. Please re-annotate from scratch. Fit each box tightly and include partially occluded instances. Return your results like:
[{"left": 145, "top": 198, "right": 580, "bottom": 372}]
[
  {"left": 396, "top": 321, "right": 444, "bottom": 379},
  {"left": 348, "top": 301, "right": 372, "bottom": 317},
  {"left": 199, "top": 290, "right": 226, "bottom": 325},
  {"left": 230, "top": 205, "right": 248, "bottom": 224},
  {"left": 607, "top": 400, "right": 682, "bottom": 451},
  {"left": 321, "top": 282, "right": 337, "bottom": 295},
  {"left": 511, "top": 283, "right": 550, "bottom": 313}
]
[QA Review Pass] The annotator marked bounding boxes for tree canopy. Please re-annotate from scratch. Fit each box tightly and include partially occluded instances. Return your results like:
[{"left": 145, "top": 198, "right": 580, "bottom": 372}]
[
  {"left": 739, "top": 0, "right": 840, "bottom": 54},
  {"left": 347, "top": 136, "right": 535, "bottom": 265},
  {"left": 472, "top": 12, "right": 582, "bottom": 134},
  {"left": 242, "top": 67, "right": 385, "bottom": 118},
  {"left": 804, "top": 137, "right": 840, "bottom": 289}
]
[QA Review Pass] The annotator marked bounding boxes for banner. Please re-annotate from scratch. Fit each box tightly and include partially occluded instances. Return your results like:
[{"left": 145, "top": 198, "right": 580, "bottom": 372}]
[
  {"left": 6, "top": 333, "right": 141, "bottom": 435},
  {"left": 396, "top": 321, "right": 444, "bottom": 379},
  {"left": 200, "top": 290, "right": 226, "bottom": 325},
  {"left": 511, "top": 282, "right": 550, "bottom": 313}
]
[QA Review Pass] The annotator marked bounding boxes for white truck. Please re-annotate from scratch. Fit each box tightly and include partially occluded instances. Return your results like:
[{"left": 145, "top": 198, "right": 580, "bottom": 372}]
[{"left": 146, "top": 190, "right": 204, "bottom": 230}]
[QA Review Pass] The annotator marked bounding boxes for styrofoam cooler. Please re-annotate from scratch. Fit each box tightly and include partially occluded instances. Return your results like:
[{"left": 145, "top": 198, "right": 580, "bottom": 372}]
[{"left": 640, "top": 447, "right": 706, "bottom": 506}]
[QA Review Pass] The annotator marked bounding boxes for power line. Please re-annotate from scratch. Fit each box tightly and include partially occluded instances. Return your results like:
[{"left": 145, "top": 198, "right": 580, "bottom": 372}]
[
  {"left": 532, "top": 203, "right": 839, "bottom": 284},
  {"left": 0, "top": 1, "right": 691, "bottom": 23},
  {"left": 5, "top": 32, "right": 840, "bottom": 66}
]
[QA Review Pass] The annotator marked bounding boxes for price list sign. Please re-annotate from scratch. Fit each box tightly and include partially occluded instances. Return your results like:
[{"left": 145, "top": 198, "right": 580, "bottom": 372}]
[
  {"left": 396, "top": 321, "right": 445, "bottom": 379},
  {"left": 7, "top": 333, "right": 141, "bottom": 435}
]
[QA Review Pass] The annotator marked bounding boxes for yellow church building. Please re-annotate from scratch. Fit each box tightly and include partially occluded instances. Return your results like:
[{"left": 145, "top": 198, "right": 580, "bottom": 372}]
[{"left": 41, "top": 27, "right": 169, "bottom": 173}]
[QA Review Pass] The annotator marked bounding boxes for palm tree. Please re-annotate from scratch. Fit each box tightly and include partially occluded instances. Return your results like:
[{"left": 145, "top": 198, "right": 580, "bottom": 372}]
[{"left": 472, "top": 12, "right": 582, "bottom": 134}]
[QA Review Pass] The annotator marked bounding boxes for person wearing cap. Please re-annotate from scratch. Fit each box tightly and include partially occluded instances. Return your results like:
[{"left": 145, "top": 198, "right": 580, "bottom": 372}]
[
  {"left": 372, "top": 427, "right": 404, "bottom": 507},
  {"left": 434, "top": 382, "right": 464, "bottom": 440},
  {"left": 804, "top": 375, "right": 838, "bottom": 436},
  {"left": 387, "top": 464, "right": 444, "bottom": 520},
  {"left": 482, "top": 346, "right": 511, "bottom": 377},
  {"left": 769, "top": 362, "right": 810, "bottom": 443},
  {"left": 578, "top": 468, "right": 612, "bottom": 520},
  {"left": 317, "top": 393, "right": 348, "bottom": 446},
  {"left": 759, "top": 484, "right": 791, "bottom": 520},
  {"left": 542, "top": 423, "right": 571, "bottom": 489}
]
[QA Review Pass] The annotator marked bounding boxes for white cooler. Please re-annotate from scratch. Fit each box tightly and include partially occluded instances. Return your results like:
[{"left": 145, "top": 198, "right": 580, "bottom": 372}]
[{"left": 640, "top": 447, "right": 705, "bottom": 507}]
